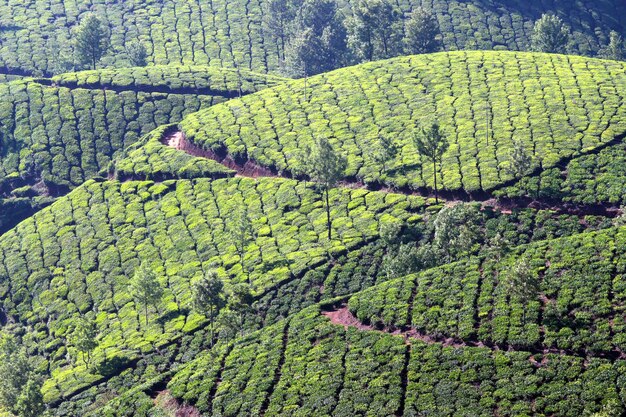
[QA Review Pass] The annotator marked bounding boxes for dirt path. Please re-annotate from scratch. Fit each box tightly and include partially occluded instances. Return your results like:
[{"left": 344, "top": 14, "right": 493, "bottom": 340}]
[
  {"left": 322, "top": 305, "right": 626, "bottom": 362},
  {"left": 162, "top": 129, "right": 623, "bottom": 218},
  {"left": 162, "top": 129, "right": 276, "bottom": 178}
]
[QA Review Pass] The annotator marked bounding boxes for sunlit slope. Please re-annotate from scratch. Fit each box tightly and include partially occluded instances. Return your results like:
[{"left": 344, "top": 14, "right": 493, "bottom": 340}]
[
  {"left": 0, "top": 0, "right": 624, "bottom": 76},
  {"left": 114, "top": 220, "right": 626, "bottom": 417},
  {"left": 0, "top": 65, "right": 283, "bottom": 194},
  {"left": 180, "top": 51, "right": 626, "bottom": 195},
  {"left": 0, "top": 176, "right": 427, "bottom": 403}
]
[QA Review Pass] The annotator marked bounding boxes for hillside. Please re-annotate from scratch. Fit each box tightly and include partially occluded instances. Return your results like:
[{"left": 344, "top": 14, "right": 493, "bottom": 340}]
[
  {"left": 179, "top": 51, "right": 626, "bottom": 200},
  {"left": 1, "top": 1, "right": 626, "bottom": 415},
  {"left": 0, "top": 66, "right": 284, "bottom": 233},
  {"left": 0, "top": 174, "right": 430, "bottom": 407},
  {"left": 90, "top": 223, "right": 626, "bottom": 417},
  {"left": 0, "top": 0, "right": 624, "bottom": 77}
]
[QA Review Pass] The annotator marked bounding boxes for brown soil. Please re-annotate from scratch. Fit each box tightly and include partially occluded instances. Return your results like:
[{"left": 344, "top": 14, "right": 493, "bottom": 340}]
[
  {"left": 322, "top": 305, "right": 626, "bottom": 362},
  {"left": 162, "top": 129, "right": 623, "bottom": 218},
  {"left": 162, "top": 129, "right": 276, "bottom": 178}
]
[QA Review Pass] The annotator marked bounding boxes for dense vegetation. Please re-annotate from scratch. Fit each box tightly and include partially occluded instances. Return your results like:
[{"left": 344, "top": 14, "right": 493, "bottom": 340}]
[
  {"left": 180, "top": 51, "right": 626, "bottom": 197},
  {"left": 0, "top": 66, "right": 284, "bottom": 233},
  {"left": 0, "top": 0, "right": 624, "bottom": 77},
  {"left": 0, "top": 175, "right": 428, "bottom": 405},
  {"left": 2, "top": 0, "right": 626, "bottom": 414},
  {"left": 110, "top": 228, "right": 626, "bottom": 417}
]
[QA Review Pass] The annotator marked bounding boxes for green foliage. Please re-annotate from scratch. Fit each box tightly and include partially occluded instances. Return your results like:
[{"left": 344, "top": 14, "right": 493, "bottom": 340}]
[
  {"left": 505, "top": 139, "right": 533, "bottom": 179},
  {"left": 74, "top": 15, "right": 110, "bottom": 70},
  {"left": 0, "top": 0, "right": 624, "bottom": 76},
  {"left": 303, "top": 136, "right": 348, "bottom": 239},
  {"left": 600, "top": 31, "right": 625, "bottom": 61},
  {"left": 282, "top": 0, "right": 348, "bottom": 76},
  {"left": 532, "top": 13, "right": 571, "bottom": 54},
  {"left": 125, "top": 42, "right": 148, "bottom": 67},
  {"left": 351, "top": 225, "right": 626, "bottom": 352},
  {"left": 0, "top": 176, "right": 427, "bottom": 405},
  {"left": 14, "top": 378, "right": 45, "bottom": 417},
  {"left": 0, "top": 66, "right": 284, "bottom": 230},
  {"left": 227, "top": 207, "right": 255, "bottom": 279},
  {"left": 181, "top": 51, "right": 626, "bottom": 195},
  {"left": 403, "top": 7, "right": 441, "bottom": 54},
  {"left": 413, "top": 122, "right": 449, "bottom": 202},
  {"left": 70, "top": 317, "right": 98, "bottom": 365},
  {"left": 0, "top": 335, "right": 43, "bottom": 417},
  {"left": 346, "top": 0, "right": 404, "bottom": 61},
  {"left": 129, "top": 262, "right": 164, "bottom": 325},
  {"left": 495, "top": 141, "right": 626, "bottom": 204},
  {"left": 191, "top": 270, "right": 226, "bottom": 346},
  {"left": 371, "top": 135, "right": 398, "bottom": 176},
  {"left": 504, "top": 256, "right": 539, "bottom": 305}
]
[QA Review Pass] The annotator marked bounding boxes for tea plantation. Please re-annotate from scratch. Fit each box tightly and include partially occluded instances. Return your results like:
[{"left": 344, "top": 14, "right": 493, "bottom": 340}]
[
  {"left": 73, "top": 223, "right": 626, "bottom": 417},
  {"left": 0, "top": 0, "right": 624, "bottom": 76},
  {"left": 180, "top": 51, "right": 626, "bottom": 197},
  {"left": 1, "top": 0, "right": 626, "bottom": 413},
  {"left": 0, "top": 175, "right": 429, "bottom": 405},
  {"left": 0, "top": 65, "right": 284, "bottom": 232}
]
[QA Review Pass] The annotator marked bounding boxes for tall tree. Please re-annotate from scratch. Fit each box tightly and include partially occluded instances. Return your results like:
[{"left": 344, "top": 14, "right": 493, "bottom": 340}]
[
  {"left": 14, "top": 377, "right": 44, "bottom": 417},
  {"left": 531, "top": 13, "right": 570, "bottom": 54},
  {"left": 346, "top": 0, "right": 403, "bottom": 62},
  {"left": 505, "top": 139, "right": 533, "bottom": 179},
  {"left": 0, "top": 335, "right": 44, "bottom": 417},
  {"left": 191, "top": 270, "right": 226, "bottom": 346},
  {"left": 71, "top": 316, "right": 98, "bottom": 365},
  {"left": 263, "top": 0, "right": 302, "bottom": 61},
  {"left": 0, "top": 335, "right": 30, "bottom": 413},
  {"left": 413, "top": 122, "right": 449, "bottom": 203},
  {"left": 433, "top": 203, "right": 481, "bottom": 260},
  {"left": 403, "top": 7, "right": 441, "bottom": 54},
  {"left": 227, "top": 207, "right": 255, "bottom": 282},
  {"left": 129, "top": 262, "right": 164, "bottom": 325},
  {"left": 219, "top": 283, "right": 254, "bottom": 338},
  {"left": 599, "top": 31, "right": 624, "bottom": 61},
  {"left": 283, "top": 0, "right": 348, "bottom": 76},
  {"left": 303, "top": 137, "right": 347, "bottom": 239},
  {"left": 74, "top": 14, "right": 110, "bottom": 70},
  {"left": 372, "top": 134, "right": 398, "bottom": 175},
  {"left": 504, "top": 257, "right": 539, "bottom": 320},
  {"left": 126, "top": 41, "right": 149, "bottom": 66}
]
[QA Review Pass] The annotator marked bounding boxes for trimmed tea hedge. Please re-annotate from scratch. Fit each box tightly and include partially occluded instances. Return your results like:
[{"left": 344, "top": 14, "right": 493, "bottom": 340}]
[
  {"left": 0, "top": 65, "right": 284, "bottom": 232},
  {"left": 0, "top": 176, "right": 427, "bottom": 403},
  {"left": 180, "top": 51, "right": 626, "bottom": 194},
  {"left": 495, "top": 140, "right": 626, "bottom": 205},
  {"left": 124, "top": 303, "right": 626, "bottom": 417},
  {"left": 349, "top": 225, "right": 626, "bottom": 354}
]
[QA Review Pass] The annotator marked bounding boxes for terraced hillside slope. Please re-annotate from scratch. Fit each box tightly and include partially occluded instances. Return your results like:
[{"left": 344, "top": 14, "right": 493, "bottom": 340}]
[
  {"left": 0, "top": 0, "right": 624, "bottom": 76},
  {"left": 81, "top": 222, "right": 626, "bottom": 416},
  {"left": 0, "top": 121, "right": 617, "bottom": 415},
  {"left": 179, "top": 51, "right": 626, "bottom": 203},
  {"left": 0, "top": 66, "right": 285, "bottom": 233},
  {"left": 0, "top": 174, "right": 431, "bottom": 407}
]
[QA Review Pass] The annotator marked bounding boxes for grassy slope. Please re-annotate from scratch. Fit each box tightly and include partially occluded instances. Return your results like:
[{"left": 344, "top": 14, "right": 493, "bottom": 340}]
[
  {"left": 103, "top": 224, "right": 626, "bottom": 417},
  {"left": 180, "top": 51, "right": 626, "bottom": 196},
  {"left": 0, "top": 0, "right": 624, "bottom": 76},
  {"left": 0, "top": 175, "right": 427, "bottom": 404},
  {"left": 0, "top": 66, "right": 284, "bottom": 232}
]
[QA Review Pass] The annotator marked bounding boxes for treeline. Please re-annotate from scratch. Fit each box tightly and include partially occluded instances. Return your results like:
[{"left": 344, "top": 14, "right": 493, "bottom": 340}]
[
  {"left": 261, "top": 0, "right": 625, "bottom": 77},
  {"left": 263, "top": 0, "right": 442, "bottom": 77}
]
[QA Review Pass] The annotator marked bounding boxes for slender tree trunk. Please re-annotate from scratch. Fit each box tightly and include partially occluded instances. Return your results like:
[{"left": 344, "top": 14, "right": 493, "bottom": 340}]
[
  {"left": 433, "top": 159, "right": 439, "bottom": 203},
  {"left": 325, "top": 187, "right": 332, "bottom": 240},
  {"left": 210, "top": 306, "right": 214, "bottom": 347}
]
